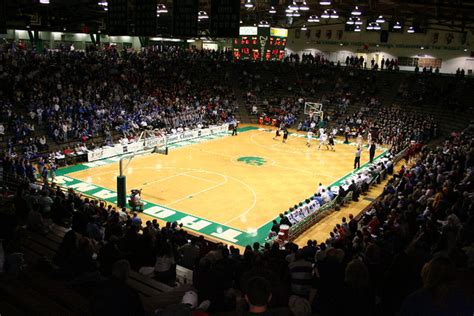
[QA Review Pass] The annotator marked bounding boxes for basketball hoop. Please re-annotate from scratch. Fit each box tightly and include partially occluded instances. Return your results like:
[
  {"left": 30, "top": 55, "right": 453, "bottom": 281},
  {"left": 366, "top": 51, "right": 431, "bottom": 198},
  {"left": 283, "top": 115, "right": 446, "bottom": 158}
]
[{"left": 304, "top": 102, "right": 324, "bottom": 121}]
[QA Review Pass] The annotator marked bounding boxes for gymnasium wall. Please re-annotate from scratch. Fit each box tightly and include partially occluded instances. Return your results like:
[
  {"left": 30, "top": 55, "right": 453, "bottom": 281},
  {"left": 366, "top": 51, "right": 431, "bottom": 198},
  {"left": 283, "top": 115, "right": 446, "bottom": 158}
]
[
  {"left": 2, "top": 27, "right": 473, "bottom": 75},
  {"left": 0, "top": 29, "right": 142, "bottom": 50},
  {"left": 285, "top": 23, "right": 474, "bottom": 74},
  {"left": 0, "top": 29, "right": 230, "bottom": 52}
]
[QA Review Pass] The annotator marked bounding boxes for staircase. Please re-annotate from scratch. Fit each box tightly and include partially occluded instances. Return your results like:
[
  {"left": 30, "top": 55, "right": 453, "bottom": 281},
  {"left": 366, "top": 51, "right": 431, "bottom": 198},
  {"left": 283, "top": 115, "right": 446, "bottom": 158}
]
[{"left": 229, "top": 64, "right": 258, "bottom": 124}]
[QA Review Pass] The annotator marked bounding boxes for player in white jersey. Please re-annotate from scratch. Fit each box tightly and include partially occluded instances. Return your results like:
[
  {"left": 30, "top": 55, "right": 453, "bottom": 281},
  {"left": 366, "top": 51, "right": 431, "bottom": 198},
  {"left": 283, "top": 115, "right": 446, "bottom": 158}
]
[
  {"left": 367, "top": 132, "right": 372, "bottom": 146},
  {"left": 318, "top": 132, "right": 328, "bottom": 150},
  {"left": 306, "top": 130, "right": 314, "bottom": 147}
]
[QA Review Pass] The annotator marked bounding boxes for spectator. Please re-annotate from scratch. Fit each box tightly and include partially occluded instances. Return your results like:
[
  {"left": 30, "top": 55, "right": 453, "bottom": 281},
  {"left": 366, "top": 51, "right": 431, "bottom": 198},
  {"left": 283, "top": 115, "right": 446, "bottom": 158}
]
[
  {"left": 90, "top": 259, "right": 145, "bottom": 315},
  {"left": 244, "top": 277, "right": 272, "bottom": 315}
]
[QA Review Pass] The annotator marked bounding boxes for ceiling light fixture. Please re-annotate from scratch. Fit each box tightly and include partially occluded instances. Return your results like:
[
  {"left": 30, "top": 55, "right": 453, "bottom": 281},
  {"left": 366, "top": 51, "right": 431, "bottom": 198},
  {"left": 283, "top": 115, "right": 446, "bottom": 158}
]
[
  {"left": 269, "top": 6, "right": 276, "bottom": 14},
  {"left": 367, "top": 22, "right": 381, "bottom": 31},
  {"left": 376, "top": 15, "right": 385, "bottom": 23},
  {"left": 351, "top": 6, "right": 361, "bottom": 16},
  {"left": 319, "top": 0, "right": 331, "bottom": 5},
  {"left": 289, "top": 1, "right": 309, "bottom": 11},
  {"left": 299, "top": 1, "right": 309, "bottom": 11},
  {"left": 308, "top": 15, "right": 320, "bottom": 23},
  {"left": 286, "top": 7, "right": 300, "bottom": 17},
  {"left": 157, "top": 4, "right": 168, "bottom": 13},
  {"left": 244, "top": 0, "right": 254, "bottom": 8},
  {"left": 198, "top": 11, "right": 209, "bottom": 20},
  {"left": 407, "top": 26, "right": 415, "bottom": 33},
  {"left": 393, "top": 21, "right": 402, "bottom": 30},
  {"left": 321, "top": 9, "right": 338, "bottom": 19}
]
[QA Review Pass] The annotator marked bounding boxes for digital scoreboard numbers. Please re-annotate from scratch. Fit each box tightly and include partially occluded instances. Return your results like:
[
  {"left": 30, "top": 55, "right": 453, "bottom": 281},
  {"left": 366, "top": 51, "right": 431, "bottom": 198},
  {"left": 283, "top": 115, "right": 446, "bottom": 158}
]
[
  {"left": 210, "top": 0, "right": 240, "bottom": 38},
  {"left": 268, "top": 36, "right": 287, "bottom": 60},
  {"left": 233, "top": 26, "right": 287, "bottom": 61},
  {"left": 173, "top": 0, "right": 198, "bottom": 37}
]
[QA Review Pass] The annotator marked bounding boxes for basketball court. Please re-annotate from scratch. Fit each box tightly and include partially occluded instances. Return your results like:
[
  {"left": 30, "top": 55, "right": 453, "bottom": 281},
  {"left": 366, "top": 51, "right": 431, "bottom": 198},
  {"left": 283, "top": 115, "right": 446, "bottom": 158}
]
[{"left": 54, "top": 125, "right": 386, "bottom": 247}]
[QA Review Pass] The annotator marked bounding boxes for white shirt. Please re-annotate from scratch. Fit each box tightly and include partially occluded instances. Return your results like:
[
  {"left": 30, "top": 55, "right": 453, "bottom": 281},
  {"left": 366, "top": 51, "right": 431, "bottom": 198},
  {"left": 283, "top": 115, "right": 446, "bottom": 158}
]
[
  {"left": 287, "top": 213, "right": 297, "bottom": 225},
  {"left": 317, "top": 184, "right": 326, "bottom": 195},
  {"left": 321, "top": 191, "right": 331, "bottom": 203}
]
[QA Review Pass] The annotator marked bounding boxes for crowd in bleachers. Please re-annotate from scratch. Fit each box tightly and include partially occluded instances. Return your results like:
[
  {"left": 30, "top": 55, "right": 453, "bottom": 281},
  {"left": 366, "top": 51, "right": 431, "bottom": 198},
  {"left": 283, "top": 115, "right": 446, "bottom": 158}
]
[
  {"left": 1, "top": 44, "right": 474, "bottom": 315},
  {"left": 312, "top": 128, "right": 474, "bottom": 315},
  {"left": 0, "top": 46, "right": 237, "bottom": 153},
  {"left": 338, "top": 106, "right": 437, "bottom": 154},
  {"left": 396, "top": 70, "right": 473, "bottom": 110},
  {"left": 2, "top": 127, "right": 473, "bottom": 315},
  {"left": 242, "top": 61, "right": 381, "bottom": 126}
]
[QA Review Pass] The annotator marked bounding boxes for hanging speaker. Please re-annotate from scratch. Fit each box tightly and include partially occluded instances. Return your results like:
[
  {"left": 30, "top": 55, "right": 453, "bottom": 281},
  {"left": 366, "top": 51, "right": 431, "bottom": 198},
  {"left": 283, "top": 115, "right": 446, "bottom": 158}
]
[
  {"left": 0, "top": 0, "right": 6, "bottom": 34},
  {"left": 380, "top": 30, "right": 389, "bottom": 43}
]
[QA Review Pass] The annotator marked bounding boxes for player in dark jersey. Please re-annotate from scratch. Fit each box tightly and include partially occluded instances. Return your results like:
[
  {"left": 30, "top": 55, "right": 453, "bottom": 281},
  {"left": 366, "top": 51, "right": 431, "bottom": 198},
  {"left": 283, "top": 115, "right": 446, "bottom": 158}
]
[
  {"left": 273, "top": 128, "right": 281, "bottom": 140},
  {"left": 328, "top": 134, "right": 335, "bottom": 151},
  {"left": 282, "top": 129, "right": 289, "bottom": 143}
]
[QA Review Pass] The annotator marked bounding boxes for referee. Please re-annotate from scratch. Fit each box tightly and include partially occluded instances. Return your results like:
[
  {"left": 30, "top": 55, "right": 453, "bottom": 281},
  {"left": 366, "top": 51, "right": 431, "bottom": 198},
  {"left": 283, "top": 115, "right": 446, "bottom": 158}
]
[{"left": 354, "top": 146, "right": 362, "bottom": 169}]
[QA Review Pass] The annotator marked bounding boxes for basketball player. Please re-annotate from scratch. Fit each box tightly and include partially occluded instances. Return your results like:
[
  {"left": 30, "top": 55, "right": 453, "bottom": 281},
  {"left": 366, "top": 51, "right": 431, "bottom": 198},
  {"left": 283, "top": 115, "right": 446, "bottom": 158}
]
[
  {"left": 282, "top": 128, "right": 289, "bottom": 143},
  {"left": 319, "top": 127, "right": 325, "bottom": 138},
  {"left": 318, "top": 130, "right": 328, "bottom": 150},
  {"left": 273, "top": 128, "right": 281, "bottom": 140},
  {"left": 328, "top": 134, "right": 335, "bottom": 151},
  {"left": 344, "top": 125, "right": 350, "bottom": 143},
  {"left": 367, "top": 131, "right": 373, "bottom": 146},
  {"left": 232, "top": 120, "right": 239, "bottom": 136},
  {"left": 306, "top": 130, "right": 313, "bottom": 147}
]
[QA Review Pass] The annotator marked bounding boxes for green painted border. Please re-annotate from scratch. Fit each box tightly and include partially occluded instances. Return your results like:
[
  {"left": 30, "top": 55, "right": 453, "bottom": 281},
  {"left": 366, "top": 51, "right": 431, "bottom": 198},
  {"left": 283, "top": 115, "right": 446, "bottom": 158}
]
[{"left": 55, "top": 126, "right": 387, "bottom": 247}]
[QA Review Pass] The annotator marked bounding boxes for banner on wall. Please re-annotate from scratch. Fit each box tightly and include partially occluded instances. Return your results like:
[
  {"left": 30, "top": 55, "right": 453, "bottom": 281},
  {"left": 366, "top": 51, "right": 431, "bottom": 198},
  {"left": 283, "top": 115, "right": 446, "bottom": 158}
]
[{"left": 87, "top": 124, "right": 229, "bottom": 162}]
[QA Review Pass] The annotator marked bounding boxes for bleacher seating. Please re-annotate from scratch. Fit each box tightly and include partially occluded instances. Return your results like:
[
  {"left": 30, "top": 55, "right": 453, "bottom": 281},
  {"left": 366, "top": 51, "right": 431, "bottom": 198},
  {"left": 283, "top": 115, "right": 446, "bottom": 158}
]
[{"left": 1, "top": 47, "right": 474, "bottom": 315}]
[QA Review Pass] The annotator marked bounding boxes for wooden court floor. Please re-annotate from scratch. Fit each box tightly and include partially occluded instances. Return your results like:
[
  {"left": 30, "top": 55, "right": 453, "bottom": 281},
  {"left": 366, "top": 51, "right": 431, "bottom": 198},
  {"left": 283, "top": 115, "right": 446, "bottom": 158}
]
[{"left": 62, "top": 125, "right": 384, "bottom": 246}]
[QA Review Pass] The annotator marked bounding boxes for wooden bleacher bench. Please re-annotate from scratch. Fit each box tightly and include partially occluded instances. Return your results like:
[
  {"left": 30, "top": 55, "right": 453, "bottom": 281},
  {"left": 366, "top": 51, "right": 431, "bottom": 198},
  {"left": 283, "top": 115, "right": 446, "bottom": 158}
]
[
  {"left": 27, "top": 229, "right": 62, "bottom": 254},
  {"left": 129, "top": 270, "right": 173, "bottom": 292},
  {"left": 0, "top": 298, "right": 26, "bottom": 316},
  {"left": 23, "top": 224, "right": 180, "bottom": 309},
  {"left": 22, "top": 233, "right": 57, "bottom": 264},
  {"left": 22, "top": 269, "right": 91, "bottom": 315},
  {"left": 0, "top": 277, "right": 75, "bottom": 315}
]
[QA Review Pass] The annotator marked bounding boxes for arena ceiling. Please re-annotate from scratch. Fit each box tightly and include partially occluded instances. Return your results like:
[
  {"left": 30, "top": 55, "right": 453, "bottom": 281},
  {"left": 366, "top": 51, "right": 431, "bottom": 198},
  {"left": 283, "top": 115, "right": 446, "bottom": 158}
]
[{"left": 4, "top": 0, "right": 474, "bottom": 35}]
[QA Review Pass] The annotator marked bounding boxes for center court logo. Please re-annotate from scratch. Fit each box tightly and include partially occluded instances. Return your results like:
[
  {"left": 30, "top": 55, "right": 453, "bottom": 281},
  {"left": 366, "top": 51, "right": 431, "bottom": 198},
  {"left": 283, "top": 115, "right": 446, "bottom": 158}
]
[{"left": 237, "top": 156, "right": 266, "bottom": 166}]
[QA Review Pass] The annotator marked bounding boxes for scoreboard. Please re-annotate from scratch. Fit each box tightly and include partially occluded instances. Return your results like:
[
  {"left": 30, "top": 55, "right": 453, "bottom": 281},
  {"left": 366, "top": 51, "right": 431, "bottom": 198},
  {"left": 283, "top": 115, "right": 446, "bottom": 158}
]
[{"left": 233, "top": 26, "right": 287, "bottom": 61}]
